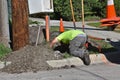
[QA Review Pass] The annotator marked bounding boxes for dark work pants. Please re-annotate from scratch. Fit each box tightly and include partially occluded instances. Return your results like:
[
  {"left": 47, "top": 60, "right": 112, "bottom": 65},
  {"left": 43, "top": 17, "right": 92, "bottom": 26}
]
[{"left": 69, "top": 35, "right": 87, "bottom": 58}]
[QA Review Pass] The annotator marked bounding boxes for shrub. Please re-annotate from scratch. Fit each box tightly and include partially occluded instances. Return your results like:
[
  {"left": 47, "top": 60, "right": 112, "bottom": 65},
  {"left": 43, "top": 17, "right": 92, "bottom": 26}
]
[{"left": 0, "top": 43, "right": 11, "bottom": 58}]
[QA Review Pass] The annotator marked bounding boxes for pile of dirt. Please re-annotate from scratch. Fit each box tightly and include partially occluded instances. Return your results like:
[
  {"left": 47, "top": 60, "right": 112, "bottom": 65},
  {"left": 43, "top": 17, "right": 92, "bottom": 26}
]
[
  {"left": 0, "top": 44, "right": 63, "bottom": 73},
  {"left": 0, "top": 26, "right": 63, "bottom": 74}
]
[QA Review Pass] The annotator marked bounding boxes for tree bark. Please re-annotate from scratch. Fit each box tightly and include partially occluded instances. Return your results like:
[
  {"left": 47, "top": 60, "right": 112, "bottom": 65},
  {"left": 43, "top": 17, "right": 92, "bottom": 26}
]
[{"left": 11, "top": 0, "right": 29, "bottom": 50}]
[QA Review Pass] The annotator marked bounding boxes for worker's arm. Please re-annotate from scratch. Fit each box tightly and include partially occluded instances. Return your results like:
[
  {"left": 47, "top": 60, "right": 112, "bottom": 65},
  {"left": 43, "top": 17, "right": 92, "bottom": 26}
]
[{"left": 50, "top": 37, "right": 59, "bottom": 48}]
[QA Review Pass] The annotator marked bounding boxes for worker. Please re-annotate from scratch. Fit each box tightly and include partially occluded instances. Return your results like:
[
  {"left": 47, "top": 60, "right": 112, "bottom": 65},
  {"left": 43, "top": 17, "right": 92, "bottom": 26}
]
[{"left": 50, "top": 29, "right": 91, "bottom": 65}]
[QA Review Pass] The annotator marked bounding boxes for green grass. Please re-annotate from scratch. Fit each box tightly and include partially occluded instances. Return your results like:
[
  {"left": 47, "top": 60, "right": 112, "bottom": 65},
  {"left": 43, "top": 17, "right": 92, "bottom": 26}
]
[
  {"left": 87, "top": 22, "right": 101, "bottom": 28},
  {"left": 50, "top": 26, "right": 70, "bottom": 32},
  {"left": 87, "top": 22, "right": 108, "bottom": 30},
  {"left": 50, "top": 26, "right": 60, "bottom": 32},
  {"left": 87, "top": 22, "right": 120, "bottom": 32},
  {"left": 63, "top": 52, "right": 73, "bottom": 58},
  {"left": 29, "top": 19, "right": 43, "bottom": 25},
  {"left": 0, "top": 43, "right": 12, "bottom": 58}
]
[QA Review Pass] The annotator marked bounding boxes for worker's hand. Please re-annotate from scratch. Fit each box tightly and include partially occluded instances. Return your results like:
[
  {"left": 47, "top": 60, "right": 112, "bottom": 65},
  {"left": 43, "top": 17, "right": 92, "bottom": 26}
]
[
  {"left": 50, "top": 38, "right": 59, "bottom": 48},
  {"left": 50, "top": 43, "right": 53, "bottom": 48}
]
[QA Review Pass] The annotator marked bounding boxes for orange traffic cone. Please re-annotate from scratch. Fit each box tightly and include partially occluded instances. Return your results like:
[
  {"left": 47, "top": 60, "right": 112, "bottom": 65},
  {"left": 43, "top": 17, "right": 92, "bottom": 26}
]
[
  {"left": 107, "top": 0, "right": 116, "bottom": 19},
  {"left": 59, "top": 18, "right": 64, "bottom": 33},
  {"left": 100, "top": 0, "right": 120, "bottom": 27}
]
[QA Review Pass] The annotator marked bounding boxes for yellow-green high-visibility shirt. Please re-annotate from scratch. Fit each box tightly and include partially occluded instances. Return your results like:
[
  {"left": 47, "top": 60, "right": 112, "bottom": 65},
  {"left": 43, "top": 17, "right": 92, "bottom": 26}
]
[{"left": 56, "top": 29, "right": 85, "bottom": 44}]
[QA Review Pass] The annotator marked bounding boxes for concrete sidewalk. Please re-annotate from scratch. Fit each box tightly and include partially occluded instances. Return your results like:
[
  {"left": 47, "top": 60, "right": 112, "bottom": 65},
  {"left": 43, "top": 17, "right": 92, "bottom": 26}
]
[{"left": 47, "top": 53, "right": 108, "bottom": 68}]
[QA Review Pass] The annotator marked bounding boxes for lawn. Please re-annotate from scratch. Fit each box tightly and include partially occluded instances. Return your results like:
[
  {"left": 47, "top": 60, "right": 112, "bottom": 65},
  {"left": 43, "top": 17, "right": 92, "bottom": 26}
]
[{"left": 87, "top": 22, "right": 120, "bottom": 32}]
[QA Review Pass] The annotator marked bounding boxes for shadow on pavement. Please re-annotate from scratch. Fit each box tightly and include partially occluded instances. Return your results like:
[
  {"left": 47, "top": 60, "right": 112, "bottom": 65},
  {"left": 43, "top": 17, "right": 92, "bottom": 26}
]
[
  {"left": 104, "top": 40, "right": 120, "bottom": 64},
  {"left": 87, "top": 39, "right": 120, "bottom": 64}
]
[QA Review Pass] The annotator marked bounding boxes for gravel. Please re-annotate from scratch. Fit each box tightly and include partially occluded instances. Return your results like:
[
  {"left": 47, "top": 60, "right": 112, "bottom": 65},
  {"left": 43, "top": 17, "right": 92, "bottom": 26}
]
[{"left": 0, "top": 26, "right": 63, "bottom": 74}]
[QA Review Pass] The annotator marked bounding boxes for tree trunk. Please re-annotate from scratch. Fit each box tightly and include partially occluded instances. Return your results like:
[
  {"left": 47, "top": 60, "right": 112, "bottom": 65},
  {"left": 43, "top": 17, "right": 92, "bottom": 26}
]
[
  {"left": 11, "top": 0, "right": 29, "bottom": 50},
  {"left": 0, "top": 0, "right": 10, "bottom": 47}
]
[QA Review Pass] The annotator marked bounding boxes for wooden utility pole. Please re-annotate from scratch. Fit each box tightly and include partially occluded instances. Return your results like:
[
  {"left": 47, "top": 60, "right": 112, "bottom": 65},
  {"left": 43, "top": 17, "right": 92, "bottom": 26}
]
[
  {"left": 81, "top": 0, "right": 85, "bottom": 32},
  {"left": 70, "top": 0, "right": 76, "bottom": 29},
  {"left": 0, "top": 0, "right": 10, "bottom": 47},
  {"left": 11, "top": 0, "right": 29, "bottom": 50}
]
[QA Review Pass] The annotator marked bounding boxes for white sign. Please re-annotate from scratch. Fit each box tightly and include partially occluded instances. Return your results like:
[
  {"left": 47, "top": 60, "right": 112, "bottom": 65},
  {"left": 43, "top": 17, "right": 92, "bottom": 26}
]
[{"left": 28, "top": 0, "right": 54, "bottom": 14}]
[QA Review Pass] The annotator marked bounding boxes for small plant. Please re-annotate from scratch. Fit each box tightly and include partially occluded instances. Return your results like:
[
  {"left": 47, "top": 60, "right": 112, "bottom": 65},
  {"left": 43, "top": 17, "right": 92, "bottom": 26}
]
[
  {"left": 63, "top": 52, "right": 73, "bottom": 58},
  {"left": 0, "top": 43, "right": 12, "bottom": 58}
]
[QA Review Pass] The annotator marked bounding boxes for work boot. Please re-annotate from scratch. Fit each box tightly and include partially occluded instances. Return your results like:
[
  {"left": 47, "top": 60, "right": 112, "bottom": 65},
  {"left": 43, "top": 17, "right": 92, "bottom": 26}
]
[{"left": 81, "top": 51, "right": 91, "bottom": 65}]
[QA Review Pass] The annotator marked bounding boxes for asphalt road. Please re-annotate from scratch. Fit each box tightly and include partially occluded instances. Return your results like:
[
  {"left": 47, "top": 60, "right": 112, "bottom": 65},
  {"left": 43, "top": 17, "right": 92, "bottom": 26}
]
[
  {"left": 1, "top": 18, "right": 119, "bottom": 80},
  {"left": 0, "top": 63, "right": 120, "bottom": 80}
]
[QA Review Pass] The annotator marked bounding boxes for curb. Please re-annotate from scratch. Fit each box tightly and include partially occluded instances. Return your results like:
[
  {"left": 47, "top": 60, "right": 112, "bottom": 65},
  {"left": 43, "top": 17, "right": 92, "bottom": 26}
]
[
  {"left": 0, "top": 61, "right": 11, "bottom": 69},
  {"left": 46, "top": 54, "right": 108, "bottom": 68}
]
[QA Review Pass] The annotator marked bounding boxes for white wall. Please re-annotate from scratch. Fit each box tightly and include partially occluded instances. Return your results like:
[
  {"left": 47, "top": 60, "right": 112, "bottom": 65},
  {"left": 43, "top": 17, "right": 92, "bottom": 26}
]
[{"left": 28, "top": 0, "right": 54, "bottom": 14}]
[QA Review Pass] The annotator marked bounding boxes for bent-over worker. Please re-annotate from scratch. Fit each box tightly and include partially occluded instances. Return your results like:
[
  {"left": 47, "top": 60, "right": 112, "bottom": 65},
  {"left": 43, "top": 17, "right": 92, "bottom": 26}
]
[{"left": 50, "top": 29, "right": 91, "bottom": 65}]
